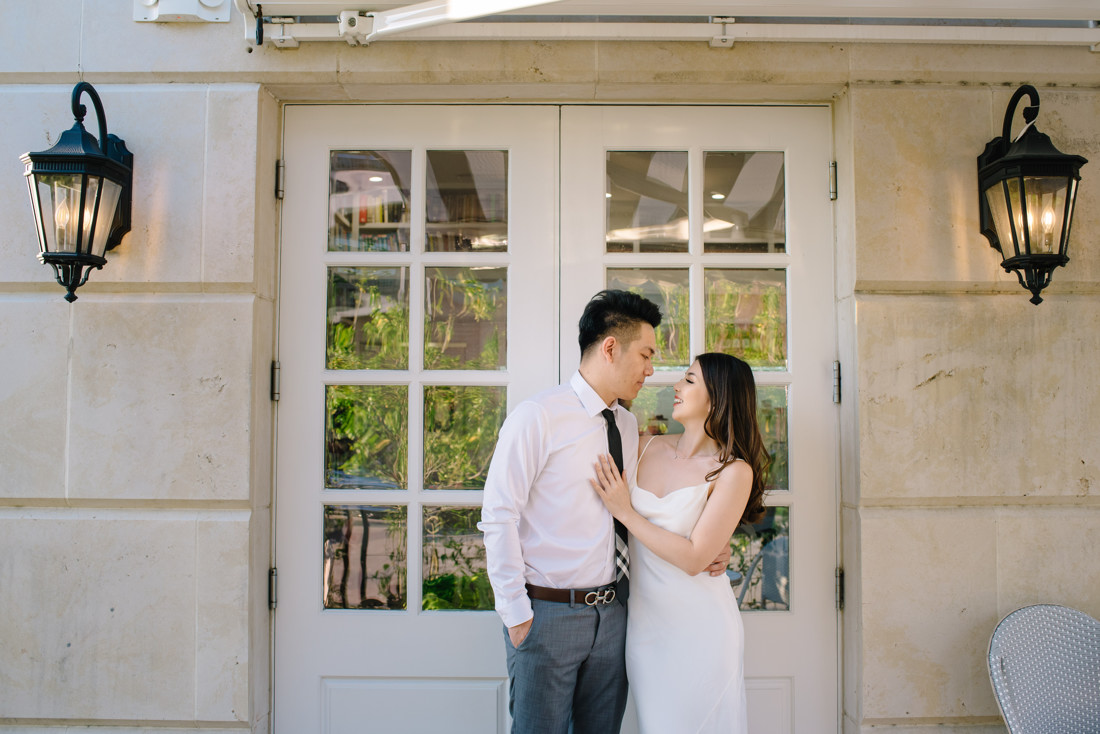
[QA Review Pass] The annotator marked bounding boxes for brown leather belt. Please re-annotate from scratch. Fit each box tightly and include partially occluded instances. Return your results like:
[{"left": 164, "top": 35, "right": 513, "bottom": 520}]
[{"left": 526, "top": 582, "right": 618, "bottom": 606}]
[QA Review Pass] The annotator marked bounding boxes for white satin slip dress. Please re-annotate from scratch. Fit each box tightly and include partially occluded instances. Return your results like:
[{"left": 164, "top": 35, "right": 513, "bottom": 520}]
[{"left": 626, "top": 442, "right": 748, "bottom": 734}]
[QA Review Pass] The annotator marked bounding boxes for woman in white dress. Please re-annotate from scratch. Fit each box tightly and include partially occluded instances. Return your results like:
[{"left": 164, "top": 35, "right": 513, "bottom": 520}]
[{"left": 591, "top": 353, "right": 769, "bottom": 734}]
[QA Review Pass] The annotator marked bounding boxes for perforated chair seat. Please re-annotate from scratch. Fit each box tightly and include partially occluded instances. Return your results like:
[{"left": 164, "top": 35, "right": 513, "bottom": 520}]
[{"left": 988, "top": 604, "right": 1100, "bottom": 733}]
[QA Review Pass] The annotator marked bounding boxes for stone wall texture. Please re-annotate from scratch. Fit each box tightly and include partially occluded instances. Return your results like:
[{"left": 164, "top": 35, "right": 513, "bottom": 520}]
[{"left": 1, "top": 2, "right": 1098, "bottom": 732}]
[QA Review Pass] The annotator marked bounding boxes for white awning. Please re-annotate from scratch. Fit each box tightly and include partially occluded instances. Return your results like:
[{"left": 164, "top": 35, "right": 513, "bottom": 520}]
[{"left": 230, "top": 0, "right": 1100, "bottom": 48}]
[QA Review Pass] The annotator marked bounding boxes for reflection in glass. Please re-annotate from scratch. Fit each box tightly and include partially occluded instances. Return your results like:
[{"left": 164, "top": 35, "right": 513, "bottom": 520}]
[
  {"left": 326, "top": 267, "right": 409, "bottom": 370},
  {"left": 703, "top": 152, "right": 785, "bottom": 253},
  {"left": 756, "top": 386, "right": 789, "bottom": 492},
  {"left": 424, "top": 386, "right": 507, "bottom": 490},
  {"left": 730, "top": 506, "right": 789, "bottom": 611},
  {"left": 422, "top": 507, "right": 495, "bottom": 610},
  {"left": 704, "top": 268, "right": 787, "bottom": 370},
  {"left": 606, "top": 268, "right": 689, "bottom": 369},
  {"left": 424, "top": 267, "right": 507, "bottom": 369},
  {"left": 325, "top": 385, "right": 408, "bottom": 489},
  {"left": 324, "top": 505, "right": 407, "bottom": 610},
  {"left": 629, "top": 385, "right": 681, "bottom": 438},
  {"left": 426, "top": 150, "right": 508, "bottom": 252},
  {"left": 629, "top": 383, "right": 788, "bottom": 493},
  {"left": 606, "top": 151, "right": 689, "bottom": 253},
  {"left": 328, "top": 151, "right": 411, "bottom": 252}
]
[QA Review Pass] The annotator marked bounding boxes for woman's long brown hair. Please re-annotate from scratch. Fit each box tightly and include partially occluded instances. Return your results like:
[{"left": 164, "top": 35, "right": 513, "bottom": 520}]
[{"left": 695, "top": 352, "right": 770, "bottom": 525}]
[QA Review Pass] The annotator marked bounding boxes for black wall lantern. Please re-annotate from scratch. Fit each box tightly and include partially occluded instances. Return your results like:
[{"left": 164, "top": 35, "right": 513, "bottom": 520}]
[
  {"left": 978, "top": 84, "right": 1086, "bottom": 305},
  {"left": 20, "top": 82, "right": 133, "bottom": 302}
]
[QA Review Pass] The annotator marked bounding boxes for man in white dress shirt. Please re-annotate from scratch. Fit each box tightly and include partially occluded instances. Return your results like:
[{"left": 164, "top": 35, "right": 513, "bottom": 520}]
[{"left": 480, "top": 290, "right": 674, "bottom": 733}]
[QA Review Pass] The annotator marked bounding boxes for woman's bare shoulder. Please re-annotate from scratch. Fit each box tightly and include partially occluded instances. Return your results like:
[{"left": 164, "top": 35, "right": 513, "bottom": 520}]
[{"left": 712, "top": 458, "right": 753, "bottom": 492}]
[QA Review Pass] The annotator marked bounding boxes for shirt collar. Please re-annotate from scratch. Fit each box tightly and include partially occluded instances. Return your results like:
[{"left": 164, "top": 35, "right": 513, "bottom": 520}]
[{"left": 570, "top": 370, "right": 618, "bottom": 418}]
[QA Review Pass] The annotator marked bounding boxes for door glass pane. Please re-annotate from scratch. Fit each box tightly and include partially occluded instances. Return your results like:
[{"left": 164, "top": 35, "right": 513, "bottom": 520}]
[
  {"left": 730, "top": 506, "right": 789, "bottom": 611},
  {"left": 326, "top": 266, "right": 410, "bottom": 370},
  {"left": 606, "top": 268, "right": 689, "bottom": 369},
  {"left": 426, "top": 150, "right": 508, "bottom": 252},
  {"left": 325, "top": 385, "right": 408, "bottom": 489},
  {"left": 424, "top": 267, "right": 507, "bottom": 370},
  {"left": 704, "top": 268, "right": 787, "bottom": 370},
  {"left": 703, "top": 151, "right": 785, "bottom": 253},
  {"left": 629, "top": 385, "right": 677, "bottom": 438},
  {"left": 324, "top": 505, "right": 407, "bottom": 610},
  {"left": 631, "top": 384, "right": 788, "bottom": 494},
  {"left": 422, "top": 506, "right": 495, "bottom": 611},
  {"left": 606, "top": 151, "right": 689, "bottom": 253},
  {"left": 328, "top": 151, "right": 412, "bottom": 252},
  {"left": 424, "top": 385, "right": 507, "bottom": 490}
]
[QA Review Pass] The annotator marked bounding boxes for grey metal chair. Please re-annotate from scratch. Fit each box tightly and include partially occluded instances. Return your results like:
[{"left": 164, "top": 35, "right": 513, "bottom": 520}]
[{"left": 988, "top": 604, "right": 1100, "bottom": 733}]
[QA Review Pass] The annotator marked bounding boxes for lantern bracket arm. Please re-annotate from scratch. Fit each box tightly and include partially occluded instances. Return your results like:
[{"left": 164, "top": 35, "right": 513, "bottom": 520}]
[
  {"left": 999, "top": 84, "right": 1040, "bottom": 149},
  {"left": 71, "top": 82, "right": 110, "bottom": 159}
]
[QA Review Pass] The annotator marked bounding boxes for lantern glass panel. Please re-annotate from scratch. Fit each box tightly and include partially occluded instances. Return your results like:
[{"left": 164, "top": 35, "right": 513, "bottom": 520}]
[
  {"left": 81, "top": 176, "right": 101, "bottom": 255},
  {"left": 90, "top": 177, "right": 122, "bottom": 258},
  {"left": 1063, "top": 178, "right": 1079, "bottom": 255},
  {"left": 37, "top": 174, "right": 83, "bottom": 254},
  {"left": 990, "top": 178, "right": 1020, "bottom": 258},
  {"left": 1005, "top": 177, "right": 1026, "bottom": 251},
  {"left": 1023, "top": 176, "right": 1069, "bottom": 256}
]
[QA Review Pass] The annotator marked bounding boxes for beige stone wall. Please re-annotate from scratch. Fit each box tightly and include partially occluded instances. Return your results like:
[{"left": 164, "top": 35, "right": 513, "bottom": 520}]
[
  {"left": 1, "top": 3, "right": 1099, "bottom": 733},
  {"left": 842, "top": 79, "right": 1100, "bottom": 733},
  {"left": 0, "top": 78, "right": 277, "bottom": 732}
]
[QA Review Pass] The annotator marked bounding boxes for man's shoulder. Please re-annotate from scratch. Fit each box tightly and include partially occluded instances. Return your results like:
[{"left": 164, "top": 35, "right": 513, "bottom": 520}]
[
  {"left": 517, "top": 382, "right": 576, "bottom": 411},
  {"left": 502, "top": 383, "right": 572, "bottom": 425},
  {"left": 619, "top": 404, "right": 640, "bottom": 427}
]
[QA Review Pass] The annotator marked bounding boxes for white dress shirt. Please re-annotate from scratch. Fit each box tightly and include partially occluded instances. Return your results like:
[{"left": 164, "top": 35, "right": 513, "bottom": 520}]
[{"left": 479, "top": 371, "right": 640, "bottom": 628}]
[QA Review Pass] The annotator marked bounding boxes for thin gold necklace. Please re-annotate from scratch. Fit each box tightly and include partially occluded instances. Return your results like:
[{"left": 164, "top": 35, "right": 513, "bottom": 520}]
[{"left": 674, "top": 435, "right": 709, "bottom": 460}]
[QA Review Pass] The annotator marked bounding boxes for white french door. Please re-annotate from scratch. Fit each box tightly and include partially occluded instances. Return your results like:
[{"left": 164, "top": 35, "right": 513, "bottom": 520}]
[
  {"left": 276, "top": 104, "right": 837, "bottom": 734},
  {"left": 276, "top": 105, "right": 559, "bottom": 733},
  {"left": 560, "top": 105, "right": 838, "bottom": 734}
]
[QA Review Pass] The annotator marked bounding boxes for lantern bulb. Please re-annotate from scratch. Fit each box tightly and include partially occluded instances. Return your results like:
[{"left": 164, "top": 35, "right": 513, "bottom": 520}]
[
  {"left": 1041, "top": 206, "right": 1055, "bottom": 253},
  {"left": 1041, "top": 207, "right": 1054, "bottom": 232},
  {"left": 55, "top": 199, "right": 70, "bottom": 228}
]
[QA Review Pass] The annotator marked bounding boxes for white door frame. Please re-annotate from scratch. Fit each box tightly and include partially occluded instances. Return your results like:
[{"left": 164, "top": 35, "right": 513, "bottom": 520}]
[{"left": 274, "top": 102, "right": 840, "bottom": 734}]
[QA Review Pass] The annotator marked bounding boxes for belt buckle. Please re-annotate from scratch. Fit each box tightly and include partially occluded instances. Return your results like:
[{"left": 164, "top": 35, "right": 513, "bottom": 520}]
[{"left": 584, "top": 587, "right": 616, "bottom": 606}]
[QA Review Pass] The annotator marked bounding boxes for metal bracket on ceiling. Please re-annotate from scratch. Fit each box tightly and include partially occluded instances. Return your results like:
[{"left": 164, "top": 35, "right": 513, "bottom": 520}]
[
  {"left": 268, "top": 16, "right": 300, "bottom": 47},
  {"left": 710, "top": 16, "right": 735, "bottom": 48},
  {"left": 338, "top": 10, "right": 372, "bottom": 45}
]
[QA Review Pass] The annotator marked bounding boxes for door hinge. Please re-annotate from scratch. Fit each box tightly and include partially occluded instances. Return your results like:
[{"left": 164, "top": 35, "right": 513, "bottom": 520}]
[
  {"left": 832, "top": 360, "right": 841, "bottom": 404},
  {"left": 270, "top": 360, "right": 281, "bottom": 402},
  {"left": 836, "top": 567, "right": 845, "bottom": 611},
  {"left": 275, "top": 159, "right": 285, "bottom": 200},
  {"left": 828, "top": 161, "right": 838, "bottom": 201},
  {"left": 269, "top": 567, "right": 278, "bottom": 610}
]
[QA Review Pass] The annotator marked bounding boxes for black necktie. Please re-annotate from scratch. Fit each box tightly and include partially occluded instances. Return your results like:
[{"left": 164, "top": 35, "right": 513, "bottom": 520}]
[{"left": 601, "top": 408, "right": 630, "bottom": 594}]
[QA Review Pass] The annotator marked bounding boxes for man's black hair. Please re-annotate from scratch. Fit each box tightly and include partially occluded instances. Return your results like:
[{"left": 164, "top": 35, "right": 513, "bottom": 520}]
[{"left": 577, "top": 289, "right": 662, "bottom": 357}]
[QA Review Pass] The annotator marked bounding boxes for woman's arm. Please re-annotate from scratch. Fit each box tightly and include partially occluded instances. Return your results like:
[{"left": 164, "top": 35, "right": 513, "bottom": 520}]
[{"left": 591, "top": 454, "right": 751, "bottom": 576}]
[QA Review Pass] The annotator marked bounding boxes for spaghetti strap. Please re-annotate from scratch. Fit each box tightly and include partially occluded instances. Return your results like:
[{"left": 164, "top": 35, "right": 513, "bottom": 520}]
[{"left": 635, "top": 435, "right": 661, "bottom": 482}]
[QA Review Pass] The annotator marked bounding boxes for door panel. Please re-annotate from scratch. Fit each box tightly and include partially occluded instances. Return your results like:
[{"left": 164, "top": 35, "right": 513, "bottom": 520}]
[
  {"left": 277, "top": 105, "right": 559, "bottom": 733},
  {"left": 560, "top": 105, "right": 838, "bottom": 734}
]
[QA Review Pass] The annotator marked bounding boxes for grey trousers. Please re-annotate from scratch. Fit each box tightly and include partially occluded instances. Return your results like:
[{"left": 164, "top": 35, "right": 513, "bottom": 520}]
[{"left": 504, "top": 597, "right": 629, "bottom": 734}]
